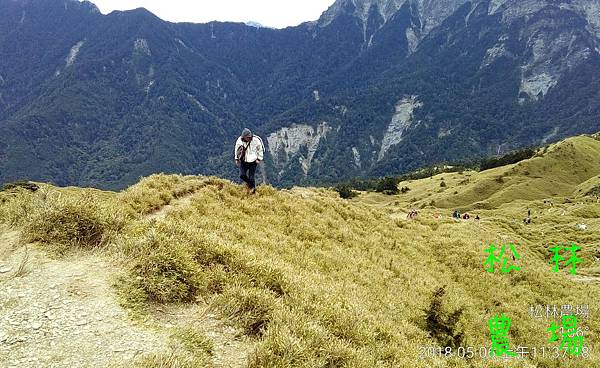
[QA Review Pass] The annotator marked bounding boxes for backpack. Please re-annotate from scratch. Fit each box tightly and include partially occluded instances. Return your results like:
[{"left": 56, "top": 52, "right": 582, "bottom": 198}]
[{"left": 237, "top": 139, "right": 251, "bottom": 162}]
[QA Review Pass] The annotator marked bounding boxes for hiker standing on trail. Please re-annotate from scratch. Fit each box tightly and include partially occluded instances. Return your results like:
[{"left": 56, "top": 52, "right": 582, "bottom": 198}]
[{"left": 235, "top": 128, "right": 265, "bottom": 194}]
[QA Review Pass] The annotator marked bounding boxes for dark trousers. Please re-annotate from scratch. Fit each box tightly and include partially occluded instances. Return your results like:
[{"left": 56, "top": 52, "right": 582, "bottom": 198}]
[{"left": 239, "top": 161, "right": 257, "bottom": 189}]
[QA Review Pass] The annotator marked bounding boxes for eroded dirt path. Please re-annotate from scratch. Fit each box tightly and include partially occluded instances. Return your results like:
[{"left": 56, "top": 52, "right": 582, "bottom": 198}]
[
  {"left": 0, "top": 229, "right": 170, "bottom": 368},
  {"left": 145, "top": 193, "right": 196, "bottom": 222}
]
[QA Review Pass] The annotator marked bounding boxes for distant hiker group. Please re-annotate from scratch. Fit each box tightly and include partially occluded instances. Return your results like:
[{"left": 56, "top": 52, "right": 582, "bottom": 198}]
[
  {"left": 407, "top": 209, "right": 418, "bottom": 219},
  {"left": 234, "top": 128, "right": 265, "bottom": 194},
  {"left": 452, "top": 210, "right": 479, "bottom": 221},
  {"left": 406, "top": 209, "right": 481, "bottom": 221}
]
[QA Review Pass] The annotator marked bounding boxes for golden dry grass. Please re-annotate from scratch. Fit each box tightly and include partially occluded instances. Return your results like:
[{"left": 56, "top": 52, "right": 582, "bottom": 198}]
[{"left": 0, "top": 135, "right": 599, "bottom": 367}]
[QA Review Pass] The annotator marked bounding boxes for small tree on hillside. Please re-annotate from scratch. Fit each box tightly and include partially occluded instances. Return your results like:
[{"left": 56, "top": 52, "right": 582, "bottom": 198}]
[
  {"left": 335, "top": 184, "right": 359, "bottom": 199},
  {"left": 376, "top": 177, "right": 400, "bottom": 195}
]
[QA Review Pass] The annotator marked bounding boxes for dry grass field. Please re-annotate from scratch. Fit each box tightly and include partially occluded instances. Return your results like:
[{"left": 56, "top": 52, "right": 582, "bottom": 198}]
[{"left": 1, "top": 134, "right": 599, "bottom": 367}]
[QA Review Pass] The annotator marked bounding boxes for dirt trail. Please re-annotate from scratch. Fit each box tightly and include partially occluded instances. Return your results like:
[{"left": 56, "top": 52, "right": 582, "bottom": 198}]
[
  {"left": 0, "top": 229, "right": 170, "bottom": 368},
  {"left": 145, "top": 193, "right": 196, "bottom": 221},
  {"left": 144, "top": 191, "right": 254, "bottom": 367},
  {"left": 571, "top": 275, "right": 600, "bottom": 283},
  {"left": 0, "top": 187, "right": 254, "bottom": 368}
]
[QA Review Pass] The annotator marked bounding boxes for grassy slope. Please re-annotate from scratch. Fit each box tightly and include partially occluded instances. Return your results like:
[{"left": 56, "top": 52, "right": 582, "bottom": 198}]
[
  {"left": 0, "top": 135, "right": 599, "bottom": 367},
  {"left": 575, "top": 175, "right": 600, "bottom": 198},
  {"left": 362, "top": 135, "right": 600, "bottom": 211}
]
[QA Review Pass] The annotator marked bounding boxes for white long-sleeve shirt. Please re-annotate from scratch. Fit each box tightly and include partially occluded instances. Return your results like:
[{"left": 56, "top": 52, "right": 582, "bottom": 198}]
[{"left": 234, "top": 135, "right": 265, "bottom": 163}]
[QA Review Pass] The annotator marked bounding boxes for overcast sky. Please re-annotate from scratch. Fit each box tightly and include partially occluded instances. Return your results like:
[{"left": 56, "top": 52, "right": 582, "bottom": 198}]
[{"left": 86, "top": 0, "right": 337, "bottom": 29}]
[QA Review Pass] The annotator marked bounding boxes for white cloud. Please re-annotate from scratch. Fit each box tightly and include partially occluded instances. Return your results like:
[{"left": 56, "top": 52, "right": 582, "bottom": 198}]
[{"left": 86, "top": 0, "right": 337, "bottom": 29}]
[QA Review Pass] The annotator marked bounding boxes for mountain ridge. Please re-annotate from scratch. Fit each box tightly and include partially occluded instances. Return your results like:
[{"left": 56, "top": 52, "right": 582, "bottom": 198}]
[{"left": 0, "top": 0, "right": 599, "bottom": 189}]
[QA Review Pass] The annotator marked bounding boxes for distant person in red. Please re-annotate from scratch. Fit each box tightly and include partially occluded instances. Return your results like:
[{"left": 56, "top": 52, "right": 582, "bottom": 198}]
[{"left": 234, "top": 128, "right": 265, "bottom": 194}]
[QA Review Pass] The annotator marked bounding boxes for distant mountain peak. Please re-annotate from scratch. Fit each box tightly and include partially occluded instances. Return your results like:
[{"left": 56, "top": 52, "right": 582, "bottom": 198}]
[
  {"left": 11, "top": 0, "right": 101, "bottom": 13},
  {"left": 318, "top": 0, "right": 472, "bottom": 47},
  {"left": 245, "top": 21, "right": 273, "bottom": 29},
  {"left": 319, "top": 0, "right": 405, "bottom": 28},
  {"left": 317, "top": 0, "right": 600, "bottom": 49},
  {"left": 78, "top": 0, "right": 100, "bottom": 14}
]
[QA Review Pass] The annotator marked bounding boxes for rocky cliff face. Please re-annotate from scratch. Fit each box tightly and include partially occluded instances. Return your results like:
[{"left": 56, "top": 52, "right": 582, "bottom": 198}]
[
  {"left": 317, "top": 0, "right": 600, "bottom": 179},
  {"left": 316, "top": 0, "right": 600, "bottom": 111},
  {"left": 318, "top": 0, "right": 472, "bottom": 45},
  {"left": 267, "top": 123, "right": 332, "bottom": 177},
  {"left": 475, "top": 0, "right": 600, "bottom": 103},
  {"left": 378, "top": 96, "right": 422, "bottom": 161},
  {"left": 320, "top": 0, "right": 600, "bottom": 49}
]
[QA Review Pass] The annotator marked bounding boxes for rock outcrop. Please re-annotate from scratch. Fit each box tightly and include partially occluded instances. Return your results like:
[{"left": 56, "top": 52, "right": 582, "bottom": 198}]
[{"left": 267, "top": 123, "right": 332, "bottom": 176}]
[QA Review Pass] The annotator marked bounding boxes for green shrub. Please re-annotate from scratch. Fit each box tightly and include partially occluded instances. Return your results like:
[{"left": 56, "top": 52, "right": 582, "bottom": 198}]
[
  {"left": 480, "top": 148, "right": 535, "bottom": 171},
  {"left": 585, "top": 184, "right": 600, "bottom": 197},
  {"left": 2, "top": 180, "right": 39, "bottom": 192},
  {"left": 335, "top": 185, "right": 359, "bottom": 199},
  {"left": 376, "top": 177, "right": 400, "bottom": 195}
]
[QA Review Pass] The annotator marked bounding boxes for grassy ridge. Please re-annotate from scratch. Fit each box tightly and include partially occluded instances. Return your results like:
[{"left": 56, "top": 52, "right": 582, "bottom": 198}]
[
  {"left": 1, "top": 137, "right": 599, "bottom": 367},
  {"left": 359, "top": 136, "right": 600, "bottom": 211}
]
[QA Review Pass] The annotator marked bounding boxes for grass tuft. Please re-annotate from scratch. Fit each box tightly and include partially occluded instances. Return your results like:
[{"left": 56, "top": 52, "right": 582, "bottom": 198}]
[
  {"left": 125, "top": 226, "right": 201, "bottom": 303},
  {"left": 22, "top": 191, "right": 128, "bottom": 250},
  {"left": 215, "top": 285, "right": 278, "bottom": 337}
]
